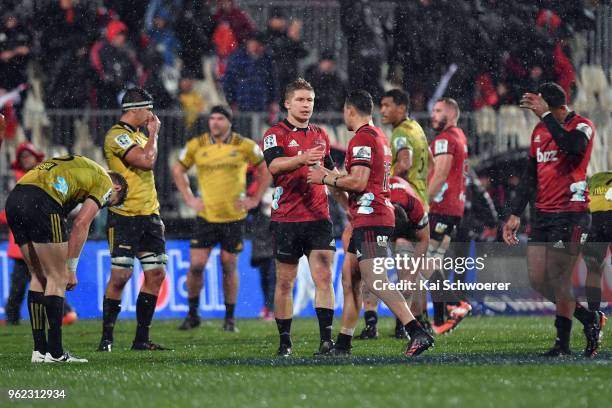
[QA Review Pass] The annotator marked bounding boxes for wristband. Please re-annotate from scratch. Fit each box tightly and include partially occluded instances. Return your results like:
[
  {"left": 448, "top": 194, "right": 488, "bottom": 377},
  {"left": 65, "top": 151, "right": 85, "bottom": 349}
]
[
  {"left": 67, "top": 258, "right": 79, "bottom": 274},
  {"left": 540, "top": 111, "right": 551, "bottom": 119}
]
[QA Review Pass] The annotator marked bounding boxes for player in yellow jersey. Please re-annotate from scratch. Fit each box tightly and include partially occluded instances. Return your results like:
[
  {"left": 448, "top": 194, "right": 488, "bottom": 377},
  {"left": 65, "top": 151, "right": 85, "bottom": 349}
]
[
  {"left": 98, "top": 88, "right": 169, "bottom": 352},
  {"left": 356, "top": 89, "right": 435, "bottom": 340},
  {"left": 6, "top": 155, "right": 127, "bottom": 362},
  {"left": 172, "top": 106, "right": 271, "bottom": 331},
  {"left": 581, "top": 171, "right": 611, "bottom": 356}
]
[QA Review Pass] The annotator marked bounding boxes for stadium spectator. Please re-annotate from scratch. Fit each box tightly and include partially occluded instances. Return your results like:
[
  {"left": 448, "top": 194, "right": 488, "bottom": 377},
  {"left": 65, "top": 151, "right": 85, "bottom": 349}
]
[
  {"left": 146, "top": 7, "right": 180, "bottom": 68},
  {"left": 90, "top": 20, "right": 141, "bottom": 109},
  {"left": 175, "top": 0, "right": 215, "bottom": 79},
  {"left": 37, "top": 0, "right": 97, "bottom": 75},
  {"left": 0, "top": 11, "right": 30, "bottom": 91},
  {"left": 213, "top": 0, "right": 255, "bottom": 47},
  {"left": 304, "top": 51, "right": 346, "bottom": 112},
  {"left": 178, "top": 72, "right": 206, "bottom": 135},
  {"left": 264, "top": 9, "right": 308, "bottom": 104},
  {"left": 339, "top": 0, "right": 385, "bottom": 102},
  {"left": 222, "top": 31, "right": 279, "bottom": 116}
]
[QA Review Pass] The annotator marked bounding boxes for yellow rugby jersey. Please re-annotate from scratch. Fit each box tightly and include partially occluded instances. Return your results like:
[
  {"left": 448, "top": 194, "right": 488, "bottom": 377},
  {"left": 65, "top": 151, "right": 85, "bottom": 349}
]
[
  {"left": 18, "top": 155, "right": 113, "bottom": 211},
  {"left": 178, "top": 132, "right": 264, "bottom": 223},
  {"left": 390, "top": 118, "right": 429, "bottom": 209},
  {"left": 588, "top": 171, "right": 612, "bottom": 213},
  {"left": 104, "top": 121, "right": 160, "bottom": 216}
]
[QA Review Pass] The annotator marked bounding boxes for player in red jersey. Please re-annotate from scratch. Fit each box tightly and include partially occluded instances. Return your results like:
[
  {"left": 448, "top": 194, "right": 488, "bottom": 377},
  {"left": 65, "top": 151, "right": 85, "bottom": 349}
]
[
  {"left": 427, "top": 98, "right": 472, "bottom": 335},
  {"left": 504, "top": 82, "right": 601, "bottom": 357},
  {"left": 356, "top": 177, "right": 431, "bottom": 339},
  {"left": 308, "top": 90, "right": 433, "bottom": 357},
  {"left": 261, "top": 78, "right": 337, "bottom": 357}
]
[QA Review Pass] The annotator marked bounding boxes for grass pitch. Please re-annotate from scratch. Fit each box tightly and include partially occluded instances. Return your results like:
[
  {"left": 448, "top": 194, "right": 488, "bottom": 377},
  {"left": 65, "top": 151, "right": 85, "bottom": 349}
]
[{"left": 1, "top": 316, "right": 611, "bottom": 407}]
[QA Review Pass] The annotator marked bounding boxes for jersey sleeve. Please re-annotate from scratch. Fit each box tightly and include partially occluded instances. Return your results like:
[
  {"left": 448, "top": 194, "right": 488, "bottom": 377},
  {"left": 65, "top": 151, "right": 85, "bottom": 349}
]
[
  {"left": 407, "top": 197, "right": 428, "bottom": 229},
  {"left": 87, "top": 171, "right": 114, "bottom": 208},
  {"left": 432, "top": 134, "right": 456, "bottom": 157},
  {"left": 107, "top": 130, "right": 138, "bottom": 159},
  {"left": 262, "top": 128, "right": 285, "bottom": 166},
  {"left": 347, "top": 130, "right": 376, "bottom": 168},
  {"left": 243, "top": 138, "right": 265, "bottom": 165},
  {"left": 178, "top": 138, "right": 197, "bottom": 169}
]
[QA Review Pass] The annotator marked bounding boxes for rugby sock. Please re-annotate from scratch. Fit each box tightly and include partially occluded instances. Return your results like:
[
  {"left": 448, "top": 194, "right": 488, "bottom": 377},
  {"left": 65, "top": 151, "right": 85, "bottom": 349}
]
[
  {"left": 102, "top": 297, "right": 121, "bottom": 341},
  {"left": 585, "top": 286, "right": 601, "bottom": 312},
  {"left": 405, "top": 319, "right": 423, "bottom": 338},
  {"left": 336, "top": 333, "right": 352, "bottom": 351},
  {"left": 225, "top": 303, "right": 235, "bottom": 320},
  {"left": 315, "top": 308, "right": 334, "bottom": 342},
  {"left": 573, "top": 303, "right": 595, "bottom": 326},
  {"left": 364, "top": 310, "right": 378, "bottom": 327},
  {"left": 188, "top": 296, "right": 199, "bottom": 317},
  {"left": 135, "top": 292, "right": 157, "bottom": 343},
  {"left": 27, "top": 291, "right": 47, "bottom": 353},
  {"left": 44, "top": 295, "right": 65, "bottom": 358},
  {"left": 395, "top": 318, "right": 403, "bottom": 332},
  {"left": 276, "top": 318, "right": 292, "bottom": 346},
  {"left": 433, "top": 302, "right": 445, "bottom": 326},
  {"left": 554, "top": 315, "right": 572, "bottom": 350}
]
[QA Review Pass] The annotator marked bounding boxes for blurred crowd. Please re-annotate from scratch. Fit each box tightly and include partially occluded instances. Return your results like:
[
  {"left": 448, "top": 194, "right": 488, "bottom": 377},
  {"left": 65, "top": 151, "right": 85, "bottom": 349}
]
[{"left": 0, "top": 0, "right": 598, "bottom": 130}]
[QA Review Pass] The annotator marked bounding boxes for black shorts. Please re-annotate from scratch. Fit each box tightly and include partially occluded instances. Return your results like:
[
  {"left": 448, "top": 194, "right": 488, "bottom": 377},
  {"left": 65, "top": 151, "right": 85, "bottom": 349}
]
[
  {"left": 530, "top": 210, "right": 591, "bottom": 254},
  {"left": 107, "top": 212, "right": 166, "bottom": 257},
  {"left": 347, "top": 226, "right": 394, "bottom": 261},
  {"left": 190, "top": 217, "right": 245, "bottom": 253},
  {"left": 270, "top": 220, "right": 335, "bottom": 264},
  {"left": 429, "top": 213, "right": 461, "bottom": 242},
  {"left": 5, "top": 185, "right": 67, "bottom": 246},
  {"left": 582, "top": 211, "right": 611, "bottom": 264}
]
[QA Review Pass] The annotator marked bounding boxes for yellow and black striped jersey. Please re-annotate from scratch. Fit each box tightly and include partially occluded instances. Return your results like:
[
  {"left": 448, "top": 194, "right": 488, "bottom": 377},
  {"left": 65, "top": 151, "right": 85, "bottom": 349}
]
[
  {"left": 18, "top": 155, "right": 113, "bottom": 211},
  {"left": 104, "top": 121, "right": 160, "bottom": 216},
  {"left": 178, "top": 132, "right": 264, "bottom": 223}
]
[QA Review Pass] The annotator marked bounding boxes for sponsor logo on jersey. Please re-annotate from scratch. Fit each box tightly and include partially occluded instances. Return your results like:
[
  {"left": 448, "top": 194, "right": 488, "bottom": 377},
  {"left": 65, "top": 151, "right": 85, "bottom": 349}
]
[
  {"left": 393, "top": 137, "right": 407, "bottom": 150},
  {"left": 52, "top": 176, "right": 68, "bottom": 196},
  {"left": 288, "top": 140, "right": 300, "bottom": 148},
  {"left": 102, "top": 188, "right": 112, "bottom": 205},
  {"left": 115, "top": 133, "right": 134, "bottom": 150},
  {"left": 352, "top": 146, "right": 372, "bottom": 161},
  {"left": 263, "top": 134, "right": 277, "bottom": 151},
  {"left": 580, "top": 233, "right": 588, "bottom": 244},
  {"left": 553, "top": 240, "right": 565, "bottom": 249},
  {"left": 434, "top": 139, "right": 448, "bottom": 154},
  {"left": 377, "top": 235, "right": 389, "bottom": 247},
  {"left": 36, "top": 161, "right": 57, "bottom": 171},
  {"left": 606, "top": 187, "right": 612, "bottom": 201},
  {"left": 534, "top": 135, "right": 541, "bottom": 143},
  {"left": 536, "top": 147, "right": 558, "bottom": 163}
]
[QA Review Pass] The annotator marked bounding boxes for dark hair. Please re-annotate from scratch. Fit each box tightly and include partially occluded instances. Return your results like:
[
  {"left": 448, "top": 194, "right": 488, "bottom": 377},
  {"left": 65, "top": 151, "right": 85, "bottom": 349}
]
[
  {"left": 345, "top": 90, "right": 373, "bottom": 116},
  {"left": 285, "top": 77, "right": 314, "bottom": 101},
  {"left": 383, "top": 89, "right": 410, "bottom": 111},
  {"left": 121, "top": 88, "right": 154, "bottom": 111},
  {"left": 537, "top": 82, "right": 567, "bottom": 108},
  {"left": 209, "top": 105, "right": 233, "bottom": 122},
  {"left": 108, "top": 171, "right": 128, "bottom": 206}
]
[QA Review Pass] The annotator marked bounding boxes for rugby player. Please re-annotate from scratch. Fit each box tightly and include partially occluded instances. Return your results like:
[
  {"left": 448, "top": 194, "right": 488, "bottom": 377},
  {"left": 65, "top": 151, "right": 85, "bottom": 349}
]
[
  {"left": 5, "top": 155, "right": 127, "bottom": 362},
  {"left": 308, "top": 90, "right": 434, "bottom": 357},
  {"left": 581, "top": 171, "right": 610, "bottom": 356},
  {"left": 504, "top": 82, "right": 600, "bottom": 356},
  {"left": 262, "top": 78, "right": 337, "bottom": 357},
  {"left": 98, "top": 88, "right": 169, "bottom": 352},
  {"left": 427, "top": 97, "right": 472, "bottom": 335},
  {"left": 357, "top": 89, "right": 433, "bottom": 339},
  {"left": 173, "top": 105, "right": 271, "bottom": 332},
  {"left": 357, "top": 177, "right": 431, "bottom": 339}
]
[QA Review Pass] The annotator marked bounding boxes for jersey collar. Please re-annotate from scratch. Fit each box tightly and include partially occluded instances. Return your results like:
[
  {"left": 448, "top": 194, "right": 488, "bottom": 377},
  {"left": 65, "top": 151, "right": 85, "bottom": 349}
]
[
  {"left": 117, "top": 121, "right": 137, "bottom": 133},
  {"left": 564, "top": 111, "right": 576, "bottom": 124},
  {"left": 209, "top": 131, "right": 233, "bottom": 145},
  {"left": 283, "top": 118, "right": 309, "bottom": 132}
]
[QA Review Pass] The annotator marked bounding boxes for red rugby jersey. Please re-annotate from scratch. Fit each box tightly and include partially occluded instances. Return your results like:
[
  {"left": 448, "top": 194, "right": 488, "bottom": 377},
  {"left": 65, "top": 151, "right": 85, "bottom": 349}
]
[
  {"left": 344, "top": 124, "right": 395, "bottom": 228},
  {"left": 530, "top": 112, "right": 595, "bottom": 212},
  {"left": 389, "top": 176, "right": 427, "bottom": 229},
  {"left": 429, "top": 126, "right": 468, "bottom": 217},
  {"left": 262, "top": 119, "right": 332, "bottom": 222}
]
